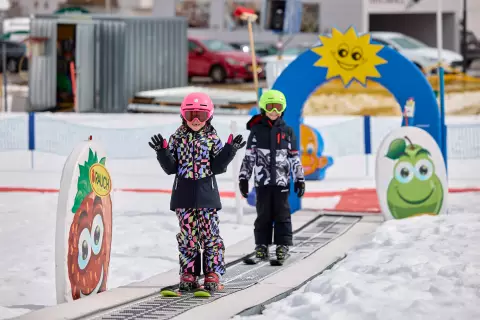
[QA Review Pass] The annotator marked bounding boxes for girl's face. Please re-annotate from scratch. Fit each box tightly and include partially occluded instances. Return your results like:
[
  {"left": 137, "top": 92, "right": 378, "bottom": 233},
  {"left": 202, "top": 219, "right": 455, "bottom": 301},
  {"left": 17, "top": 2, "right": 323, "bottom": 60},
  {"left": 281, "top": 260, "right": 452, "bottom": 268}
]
[
  {"left": 266, "top": 110, "right": 280, "bottom": 121},
  {"left": 186, "top": 118, "right": 206, "bottom": 131}
]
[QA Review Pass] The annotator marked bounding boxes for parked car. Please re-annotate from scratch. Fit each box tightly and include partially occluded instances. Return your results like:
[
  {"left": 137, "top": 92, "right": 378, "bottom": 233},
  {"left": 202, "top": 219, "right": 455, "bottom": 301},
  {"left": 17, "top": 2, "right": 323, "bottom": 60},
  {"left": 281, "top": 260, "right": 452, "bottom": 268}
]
[
  {"left": 0, "top": 39, "right": 28, "bottom": 73},
  {"left": 461, "top": 30, "right": 480, "bottom": 69},
  {"left": 230, "top": 42, "right": 278, "bottom": 57},
  {"left": 260, "top": 45, "right": 311, "bottom": 63},
  {"left": 369, "top": 32, "right": 463, "bottom": 74},
  {"left": 188, "top": 37, "right": 265, "bottom": 83}
]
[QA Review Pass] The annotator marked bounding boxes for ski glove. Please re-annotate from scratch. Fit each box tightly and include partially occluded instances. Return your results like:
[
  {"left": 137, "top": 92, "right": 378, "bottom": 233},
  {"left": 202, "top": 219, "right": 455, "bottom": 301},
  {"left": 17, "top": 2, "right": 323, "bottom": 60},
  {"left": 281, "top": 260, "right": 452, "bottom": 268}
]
[
  {"left": 227, "top": 134, "right": 246, "bottom": 151},
  {"left": 148, "top": 134, "right": 168, "bottom": 152},
  {"left": 239, "top": 179, "right": 249, "bottom": 198},
  {"left": 294, "top": 181, "right": 305, "bottom": 198}
]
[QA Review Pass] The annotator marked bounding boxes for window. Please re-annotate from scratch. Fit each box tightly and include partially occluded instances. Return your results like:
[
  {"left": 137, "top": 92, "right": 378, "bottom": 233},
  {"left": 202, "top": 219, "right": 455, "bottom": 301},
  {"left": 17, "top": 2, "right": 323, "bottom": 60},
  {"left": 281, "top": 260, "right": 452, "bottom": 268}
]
[
  {"left": 300, "top": 3, "right": 319, "bottom": 33},
  {"left": 176, "top": 0, "right": 210, "bottom": 28},
  {"left": 371, "top": 38, "right": 391, "bottom": 46},
  {"left": 390, "top": 36, "right": 428, "bottom": 49},
  {"left": 282, "top": 46, "right": 308, "bottom": 55},
  {"left": 188, "top": 40, "right": 199, "bottom": 52},
  {"left": 199, "top": 39, "right": 236, "bottom": 52}
]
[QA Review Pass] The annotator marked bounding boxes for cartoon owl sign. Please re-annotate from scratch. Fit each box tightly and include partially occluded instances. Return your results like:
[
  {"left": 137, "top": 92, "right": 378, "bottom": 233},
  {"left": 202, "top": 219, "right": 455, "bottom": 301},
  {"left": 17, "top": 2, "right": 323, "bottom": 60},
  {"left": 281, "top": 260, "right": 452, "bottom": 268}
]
[
  {"left": 375, "top": 126, "right": 448, "bottom": 220},
  {"left": 55, "top": 138, "right": 113, "bottom": 303}
]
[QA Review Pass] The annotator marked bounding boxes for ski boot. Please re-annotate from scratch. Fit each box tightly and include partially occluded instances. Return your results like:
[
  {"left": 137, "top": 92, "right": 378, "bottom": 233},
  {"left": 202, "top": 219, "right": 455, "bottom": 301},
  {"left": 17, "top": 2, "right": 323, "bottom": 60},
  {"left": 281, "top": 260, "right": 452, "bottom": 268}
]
[
  {"left": 276, "top": 245, "right": 289, "bottom": 260},
  {"left": 179, "top": 273, "right": 199, "bottom": 292},
  {"left": 270, "top": 245, "right": 290, "bottom": 266},
  {"left": 203, "top": 272, "right": 223, "bottom": 292},
  {"left": 243, "top": 244, "right": 269, "bottom": 265},
  {"left": 255, "top": 244, "right": 269, "bottom": 260}
]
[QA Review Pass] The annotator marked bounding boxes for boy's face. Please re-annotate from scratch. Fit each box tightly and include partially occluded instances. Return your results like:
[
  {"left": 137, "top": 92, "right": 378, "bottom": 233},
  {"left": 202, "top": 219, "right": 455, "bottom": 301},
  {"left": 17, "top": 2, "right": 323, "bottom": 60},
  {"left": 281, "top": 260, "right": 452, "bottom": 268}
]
[{"left": 266, "top": 110, "right": 280, "bottom": 121}]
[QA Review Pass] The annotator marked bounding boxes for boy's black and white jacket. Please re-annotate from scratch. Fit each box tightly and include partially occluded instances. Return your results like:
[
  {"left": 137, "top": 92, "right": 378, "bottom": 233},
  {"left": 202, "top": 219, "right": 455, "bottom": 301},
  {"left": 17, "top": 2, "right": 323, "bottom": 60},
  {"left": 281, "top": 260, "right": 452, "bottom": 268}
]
[{"left": 239, "top": 114, "right": 305, "bottom": 187}]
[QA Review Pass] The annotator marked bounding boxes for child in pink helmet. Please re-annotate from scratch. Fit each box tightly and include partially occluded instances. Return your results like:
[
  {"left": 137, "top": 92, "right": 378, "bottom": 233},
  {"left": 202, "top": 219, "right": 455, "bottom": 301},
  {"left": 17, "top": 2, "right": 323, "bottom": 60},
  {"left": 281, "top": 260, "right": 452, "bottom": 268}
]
[{"left": 148, "top": 92, "right": 246, "bottom": 292}]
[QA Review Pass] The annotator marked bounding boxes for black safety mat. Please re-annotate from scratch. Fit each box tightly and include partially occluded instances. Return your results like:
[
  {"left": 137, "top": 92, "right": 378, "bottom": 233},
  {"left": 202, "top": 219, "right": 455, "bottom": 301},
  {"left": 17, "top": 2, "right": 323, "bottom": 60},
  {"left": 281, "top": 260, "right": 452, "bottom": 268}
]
[{"left": 87, "top": 215, "right": 361, "bottom": 320}]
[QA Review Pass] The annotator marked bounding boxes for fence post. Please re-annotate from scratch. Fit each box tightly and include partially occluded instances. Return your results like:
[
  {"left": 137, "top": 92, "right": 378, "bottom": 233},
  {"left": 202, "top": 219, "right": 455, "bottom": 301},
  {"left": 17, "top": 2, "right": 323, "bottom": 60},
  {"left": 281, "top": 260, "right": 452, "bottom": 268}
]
[
  {"left": 28, "top": 112, "right": 35, "bottom": 169},
  {"left": 363, "top": 116, "right": 371, "bottom": 177},
  {"left": 230, "top": 120, "right": 244, "bottom": 224}
]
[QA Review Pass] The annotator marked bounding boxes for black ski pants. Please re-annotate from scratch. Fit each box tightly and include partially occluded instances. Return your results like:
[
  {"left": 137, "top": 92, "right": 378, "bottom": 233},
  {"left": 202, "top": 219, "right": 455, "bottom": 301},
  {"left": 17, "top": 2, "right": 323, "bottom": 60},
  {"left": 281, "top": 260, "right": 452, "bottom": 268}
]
[{"left": 254, "top": 186, "right": 293, "bottom": 246}]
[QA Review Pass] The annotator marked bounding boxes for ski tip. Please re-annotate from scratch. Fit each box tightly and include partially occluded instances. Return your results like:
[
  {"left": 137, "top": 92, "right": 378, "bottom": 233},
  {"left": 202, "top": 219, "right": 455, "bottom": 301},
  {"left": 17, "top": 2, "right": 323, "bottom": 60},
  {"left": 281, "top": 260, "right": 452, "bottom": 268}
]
[
  {"left": 243, "top": 259, "right": 257, "bottom": 265},
  {"left": 270, "top": 259, "right": 284, "bottom": 266},
  {"left": 194, "top": 290, "right": 211, "bottom": 298},
  {"left": 160, "top": 289, "right": 181, "bottom": 297}
]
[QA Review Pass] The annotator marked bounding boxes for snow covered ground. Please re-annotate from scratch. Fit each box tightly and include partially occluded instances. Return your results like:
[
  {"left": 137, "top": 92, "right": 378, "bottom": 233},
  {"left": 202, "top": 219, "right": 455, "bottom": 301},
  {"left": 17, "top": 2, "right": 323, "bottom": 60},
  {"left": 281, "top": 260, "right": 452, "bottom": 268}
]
[
  {"left": 0, "top": 189, "right": 258, "bottom": 320},
  {"left": 1, "top": 172, "right": 480, "bottom": 320},
  {"left": 237, "top": 210, "right": 480, "bottom": 320},
  {"left": 1, "top": 113, "right": 480, "bottom": 319}
]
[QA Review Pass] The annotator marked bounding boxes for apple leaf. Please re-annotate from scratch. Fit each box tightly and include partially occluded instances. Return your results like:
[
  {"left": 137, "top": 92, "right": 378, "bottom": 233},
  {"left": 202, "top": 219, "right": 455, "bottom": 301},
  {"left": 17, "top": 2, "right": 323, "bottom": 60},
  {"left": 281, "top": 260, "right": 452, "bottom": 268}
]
[
  {"left": 100, "top": 157, "right": 106, "bottom": 165},
  {"left": 385, "top": 138, "right": 406, "bottom": 160}
]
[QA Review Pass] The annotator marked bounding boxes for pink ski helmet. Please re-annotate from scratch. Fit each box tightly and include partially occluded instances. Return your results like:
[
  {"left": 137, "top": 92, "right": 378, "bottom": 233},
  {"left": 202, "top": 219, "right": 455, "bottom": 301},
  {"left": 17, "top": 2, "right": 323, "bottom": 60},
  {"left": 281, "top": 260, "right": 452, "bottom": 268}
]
[{"left": 180, "top": 92, "right": 214, "bottom": 122}]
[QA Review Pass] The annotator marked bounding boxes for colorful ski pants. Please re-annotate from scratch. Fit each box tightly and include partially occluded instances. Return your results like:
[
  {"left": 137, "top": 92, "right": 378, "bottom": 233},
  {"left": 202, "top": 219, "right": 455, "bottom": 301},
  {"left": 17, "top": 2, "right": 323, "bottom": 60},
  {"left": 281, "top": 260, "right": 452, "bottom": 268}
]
[{"left": 175, "top": 208, "right": 225, "bottom": 277}]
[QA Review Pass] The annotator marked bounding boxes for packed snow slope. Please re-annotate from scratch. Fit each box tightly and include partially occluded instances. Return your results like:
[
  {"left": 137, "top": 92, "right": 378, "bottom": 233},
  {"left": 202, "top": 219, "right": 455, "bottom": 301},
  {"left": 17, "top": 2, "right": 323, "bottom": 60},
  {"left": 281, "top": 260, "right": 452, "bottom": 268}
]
[{"left": 236, "top": 211, "right": 480, "bottom": 320}]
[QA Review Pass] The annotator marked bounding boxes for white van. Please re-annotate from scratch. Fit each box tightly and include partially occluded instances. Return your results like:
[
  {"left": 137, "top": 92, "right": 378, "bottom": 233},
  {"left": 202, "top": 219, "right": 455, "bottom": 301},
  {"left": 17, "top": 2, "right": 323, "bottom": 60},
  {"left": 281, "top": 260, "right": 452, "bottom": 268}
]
[{"left": 3, "top": 17, "right": 30, "bottom": 42}]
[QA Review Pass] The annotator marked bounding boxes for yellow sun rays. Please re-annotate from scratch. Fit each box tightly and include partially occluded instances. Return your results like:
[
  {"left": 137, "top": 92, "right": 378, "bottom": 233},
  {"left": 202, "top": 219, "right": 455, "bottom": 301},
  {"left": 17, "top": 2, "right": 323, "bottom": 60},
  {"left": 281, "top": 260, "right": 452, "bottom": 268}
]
[{"left": 311, "top": 26, "right": 387, "bottom": 86}]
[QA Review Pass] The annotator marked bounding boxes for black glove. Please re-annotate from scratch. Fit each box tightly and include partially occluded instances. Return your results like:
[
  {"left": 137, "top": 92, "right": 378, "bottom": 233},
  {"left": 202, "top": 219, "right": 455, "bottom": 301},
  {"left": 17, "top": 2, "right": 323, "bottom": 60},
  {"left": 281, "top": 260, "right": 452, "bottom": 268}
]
[
  {"left": 239, "top": 179, "right": 249, "bottom": 198},
  {"left": 231, "top": 134, "right": 246, "bottom": 150},
  {"left": 294, "top": 181, "right": 305, "bottom": 198},
  {"left": 148, "top": 134, "right": 167, "bottom": 152}
]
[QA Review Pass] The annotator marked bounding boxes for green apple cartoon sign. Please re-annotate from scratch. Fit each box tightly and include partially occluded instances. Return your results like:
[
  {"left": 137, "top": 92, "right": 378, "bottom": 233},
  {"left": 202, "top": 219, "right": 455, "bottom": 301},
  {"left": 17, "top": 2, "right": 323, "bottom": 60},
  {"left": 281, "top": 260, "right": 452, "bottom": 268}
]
[{"left": 375, "top": 126, "right": 448, "bottom": 220}]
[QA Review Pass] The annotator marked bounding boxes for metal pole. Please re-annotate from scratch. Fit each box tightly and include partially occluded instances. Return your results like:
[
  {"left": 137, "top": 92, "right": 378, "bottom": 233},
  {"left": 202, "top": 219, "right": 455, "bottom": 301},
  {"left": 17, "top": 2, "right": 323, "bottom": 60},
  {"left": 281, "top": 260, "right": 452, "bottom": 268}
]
[
  {"left": 247, "top": 17, "right": 260, "bottom": 103},
  {"left": 462, "top": 0, "right": 468, "bottom": 73},
  {"left": 436, "top": 0, "right": 443, "bottom": 64},
  {"left": 105, "top": 0, "right": 112, "bottom": 13},
  {"left": 2, "top": 41, "right": 7, "bottom": 113},
  {"left": 231, "top": 120, "right": 244, "bottom": 224},
  {"left": 437, "top": 0, "right": 447, "bottom": 172}
]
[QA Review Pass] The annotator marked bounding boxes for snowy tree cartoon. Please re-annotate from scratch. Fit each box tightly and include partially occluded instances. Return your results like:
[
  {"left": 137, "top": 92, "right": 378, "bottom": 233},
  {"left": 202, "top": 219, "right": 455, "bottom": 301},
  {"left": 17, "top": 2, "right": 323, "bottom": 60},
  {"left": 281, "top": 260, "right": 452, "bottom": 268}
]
[{"left": 385, "top": 136, "right": 444, "bottom": 219}]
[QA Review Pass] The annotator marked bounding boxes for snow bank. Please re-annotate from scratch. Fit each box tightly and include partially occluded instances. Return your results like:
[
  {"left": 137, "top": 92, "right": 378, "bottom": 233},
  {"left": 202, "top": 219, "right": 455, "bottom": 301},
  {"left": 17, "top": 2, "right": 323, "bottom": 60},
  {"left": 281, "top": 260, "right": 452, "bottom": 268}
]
[
  {"left": 239, "top": 213, "right": 480, "bottom": 320},
  {"left": 0, "top": 306, "right": 30, "bottom": 320}
]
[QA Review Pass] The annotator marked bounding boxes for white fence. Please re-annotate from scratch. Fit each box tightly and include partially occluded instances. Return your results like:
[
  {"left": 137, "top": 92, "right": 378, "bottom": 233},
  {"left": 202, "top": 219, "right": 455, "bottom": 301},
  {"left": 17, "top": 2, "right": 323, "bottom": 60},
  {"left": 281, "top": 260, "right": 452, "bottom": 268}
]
[{"left": 1, "top": 112, "right": 480, "bottom": 181}]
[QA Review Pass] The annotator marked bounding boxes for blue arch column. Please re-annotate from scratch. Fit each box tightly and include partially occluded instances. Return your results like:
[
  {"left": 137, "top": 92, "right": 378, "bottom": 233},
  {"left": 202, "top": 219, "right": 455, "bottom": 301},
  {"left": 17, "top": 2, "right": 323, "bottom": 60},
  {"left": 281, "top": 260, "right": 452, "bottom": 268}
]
[{"left": 272, "top": 47, "right": 441, "bottom": 213}]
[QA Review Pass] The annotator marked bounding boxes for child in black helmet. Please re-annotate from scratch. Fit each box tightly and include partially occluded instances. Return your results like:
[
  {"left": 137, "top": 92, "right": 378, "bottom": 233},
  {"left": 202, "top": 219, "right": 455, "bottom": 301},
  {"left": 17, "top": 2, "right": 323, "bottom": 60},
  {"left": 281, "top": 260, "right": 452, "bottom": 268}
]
[{"left": 238, "top": 89, "right": 305, "bottom": 262}]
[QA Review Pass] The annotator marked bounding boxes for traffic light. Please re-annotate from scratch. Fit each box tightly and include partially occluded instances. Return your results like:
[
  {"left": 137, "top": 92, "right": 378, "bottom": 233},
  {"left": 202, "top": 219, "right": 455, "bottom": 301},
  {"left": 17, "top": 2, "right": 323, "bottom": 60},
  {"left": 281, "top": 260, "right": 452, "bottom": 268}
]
[{"left": 266, "top": 0, "right": 286, "bottom": 32}]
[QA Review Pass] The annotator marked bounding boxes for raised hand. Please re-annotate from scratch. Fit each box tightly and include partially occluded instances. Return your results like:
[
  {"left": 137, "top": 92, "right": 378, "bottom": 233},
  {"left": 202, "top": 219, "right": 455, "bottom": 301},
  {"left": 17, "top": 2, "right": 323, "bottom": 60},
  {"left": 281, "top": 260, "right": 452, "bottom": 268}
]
[
  {"left": 148, "top": 134, "right": 168, "bottom": 152},
  {"left": 228, "top": 134, "right": 246, "bottom": 150}
]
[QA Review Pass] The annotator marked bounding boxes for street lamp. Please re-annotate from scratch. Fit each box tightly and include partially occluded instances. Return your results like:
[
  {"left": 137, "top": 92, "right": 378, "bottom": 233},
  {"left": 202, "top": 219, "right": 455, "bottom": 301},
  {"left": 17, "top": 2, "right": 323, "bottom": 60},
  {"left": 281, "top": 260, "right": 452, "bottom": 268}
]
[
  {"left": 462, "top": 0, "right": 468, "bottom": 73},
  {"left": 436, "top": 0, "right": 447, "bottom": 172}
]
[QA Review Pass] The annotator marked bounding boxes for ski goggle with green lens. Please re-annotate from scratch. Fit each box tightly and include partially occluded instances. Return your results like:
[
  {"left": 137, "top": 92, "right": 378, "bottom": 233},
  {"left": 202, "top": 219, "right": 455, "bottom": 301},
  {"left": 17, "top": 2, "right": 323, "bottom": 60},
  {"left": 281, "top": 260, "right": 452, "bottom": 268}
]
[{"left": 264, "top": 103, "right": 286, "bottom": 113}]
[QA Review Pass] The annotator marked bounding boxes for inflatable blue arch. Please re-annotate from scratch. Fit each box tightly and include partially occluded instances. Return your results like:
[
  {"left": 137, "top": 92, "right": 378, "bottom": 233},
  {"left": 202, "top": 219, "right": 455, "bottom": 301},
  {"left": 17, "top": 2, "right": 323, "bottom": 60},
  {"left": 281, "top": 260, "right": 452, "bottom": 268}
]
[{"left": 271, "top": 26, "right": 442, "bottom": 213}]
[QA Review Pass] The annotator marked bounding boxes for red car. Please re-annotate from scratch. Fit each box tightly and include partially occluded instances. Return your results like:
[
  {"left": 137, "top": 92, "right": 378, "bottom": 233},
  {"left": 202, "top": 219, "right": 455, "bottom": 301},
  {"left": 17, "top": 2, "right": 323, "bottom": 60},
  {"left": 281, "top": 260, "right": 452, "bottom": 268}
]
[{"left": 188, "top": 37, "right": 265, "bottom": 83}]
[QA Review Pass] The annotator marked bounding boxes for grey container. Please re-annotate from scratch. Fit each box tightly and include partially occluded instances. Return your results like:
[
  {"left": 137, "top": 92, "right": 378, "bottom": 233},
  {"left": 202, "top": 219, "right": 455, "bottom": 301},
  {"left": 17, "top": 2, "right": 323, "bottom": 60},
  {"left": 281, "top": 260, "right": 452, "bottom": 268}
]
[{"left": 28, "top": 15, "right": 188, "bottom": 113}]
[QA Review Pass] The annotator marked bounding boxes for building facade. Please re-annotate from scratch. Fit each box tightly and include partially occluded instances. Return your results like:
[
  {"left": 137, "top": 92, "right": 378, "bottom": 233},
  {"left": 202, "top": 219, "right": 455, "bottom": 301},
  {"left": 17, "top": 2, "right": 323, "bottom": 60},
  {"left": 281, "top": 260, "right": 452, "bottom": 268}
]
[
  {"left": 5, "top": 0, "right": 473, "bottom": 52},
  {"left": 150, "top": 0, "right": 462, "bottom": 51}
]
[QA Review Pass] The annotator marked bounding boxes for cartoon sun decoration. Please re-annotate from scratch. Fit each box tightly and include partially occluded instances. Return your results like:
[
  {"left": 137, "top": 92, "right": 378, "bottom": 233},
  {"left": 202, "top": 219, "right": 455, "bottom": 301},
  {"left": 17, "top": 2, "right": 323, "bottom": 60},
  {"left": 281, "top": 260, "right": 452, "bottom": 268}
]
[{"left": 311, "top": 26, "right": 387, "bottom": 86}]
